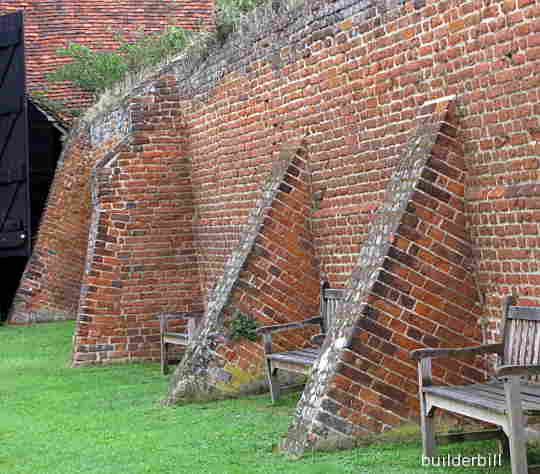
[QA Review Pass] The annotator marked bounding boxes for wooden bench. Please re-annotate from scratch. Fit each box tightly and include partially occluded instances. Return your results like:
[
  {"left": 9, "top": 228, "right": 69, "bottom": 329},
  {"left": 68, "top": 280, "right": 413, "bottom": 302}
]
[
  {"left": 411, "top": 296, "right": 540, "bottom": 474},
  {"left": 256, "top": 281, "right": 345, "bottom": 403},
  {"left": 160, "top": 311, "right": 203, "bottom": 375}
]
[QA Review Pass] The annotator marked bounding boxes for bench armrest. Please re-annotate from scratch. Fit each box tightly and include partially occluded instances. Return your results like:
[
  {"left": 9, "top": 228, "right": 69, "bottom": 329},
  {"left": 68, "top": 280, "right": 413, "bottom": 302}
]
[
  {"left": 256, "top": 316, "right": 323, "bottom": 335},
  {"left": 410, "top": 343, "right": 503, "bottom": 361},
  {"left": 159, "top": 312, "right": 204, "bottom": 333},
  {"left": 159, "top": 311, "right": 203, "bottom": 320},
  {"left": 495, "top": 364, "right": 540, "bottom": 377}
]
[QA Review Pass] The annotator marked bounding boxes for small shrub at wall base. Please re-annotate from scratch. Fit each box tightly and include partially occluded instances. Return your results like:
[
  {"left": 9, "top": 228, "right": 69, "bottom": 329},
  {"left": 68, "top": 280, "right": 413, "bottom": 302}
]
[{"left": 230, "top": 310, "right": 259, "bottom": 341}]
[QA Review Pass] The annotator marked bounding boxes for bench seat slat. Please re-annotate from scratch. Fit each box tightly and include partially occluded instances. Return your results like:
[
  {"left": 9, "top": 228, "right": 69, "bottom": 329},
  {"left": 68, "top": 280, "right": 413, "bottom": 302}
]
[
  {"left": 276, "top": 348, "right": 319, "bottom": 357},
  {"left": 262, "top": 281, "right": 343, "bottom": 403},
  {"left": 163, "top": 333, "right": 189, "bottom": 344},
  {"left": 424, "top": 385, "right": 507, "bottom": 414},
  {"left": 508, "top": 306, "right": 540, "bottom": 321},
  {"left": 424, "top": 383, "right": 540, "bottom": 415},
  {"left": 438, "top": 382, "right": 540, "bottom": 408},
  {"left": 454, "top": 383, "right": 540, "bottom": 413},
  {"left": 295, "top": 348, "right": 319, "bottom": 355},
  {"left": 267, "top": 349, "right": 320, "bottom": 365},
  {"left": 475, "top": 382, "right": 540, "bottom": 407},
  {"left": 324, "top": 289, "right": 345, "bottom": 300},
  {"left": 164, "top": 331, "right": 187, "bottom": 337}
]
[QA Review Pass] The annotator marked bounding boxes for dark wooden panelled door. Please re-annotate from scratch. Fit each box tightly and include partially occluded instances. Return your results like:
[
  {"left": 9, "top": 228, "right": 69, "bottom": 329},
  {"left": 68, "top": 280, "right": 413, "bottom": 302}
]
[{"left": 0, "top": 11, "right": 30, "bottom": 257}]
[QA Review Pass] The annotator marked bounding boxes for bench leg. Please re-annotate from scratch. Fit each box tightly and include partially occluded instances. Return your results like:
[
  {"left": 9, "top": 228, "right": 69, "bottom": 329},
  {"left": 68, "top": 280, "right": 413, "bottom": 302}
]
[
  {"left": 420, "top": 401, "right": 436, "bottom": 459},
  {"left": 418, "top": 359, "right": 435, "bottom": 459},
  {"left": 161, "top": 340, "right": 168, "bottom": 375},
  {"left": 265, "top": 360, "right": 280, "bottom": 403},
  {"left": 498, "top": 431, "right": 510, "bottom": 459},
  {"left": 504, "top": 376, "right": 527, "bottom": 474}
]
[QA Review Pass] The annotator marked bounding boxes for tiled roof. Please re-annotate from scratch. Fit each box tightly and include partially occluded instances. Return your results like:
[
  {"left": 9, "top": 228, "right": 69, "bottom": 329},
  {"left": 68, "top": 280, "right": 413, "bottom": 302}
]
[{"left": 0, "top": 1, "right": 215, "bottom": 117}]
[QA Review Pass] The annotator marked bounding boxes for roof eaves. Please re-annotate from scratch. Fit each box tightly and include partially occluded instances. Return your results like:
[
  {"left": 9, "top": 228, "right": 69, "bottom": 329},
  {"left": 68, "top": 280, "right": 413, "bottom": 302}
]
[{"left": 28, "top": 95, "right": 71, "bottom": 135}]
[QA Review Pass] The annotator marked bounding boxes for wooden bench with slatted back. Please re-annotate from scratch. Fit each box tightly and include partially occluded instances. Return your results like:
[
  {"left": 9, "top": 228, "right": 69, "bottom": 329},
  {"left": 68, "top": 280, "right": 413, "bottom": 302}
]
[
  {"left": 256, "top": 281, "right": 345, "bottom": 403},
  {"left": 411, "top": 295, "right": 540, "bottom": 474},
  {"left": 160, "top": 311, "right": 203, "bottom": 375}
]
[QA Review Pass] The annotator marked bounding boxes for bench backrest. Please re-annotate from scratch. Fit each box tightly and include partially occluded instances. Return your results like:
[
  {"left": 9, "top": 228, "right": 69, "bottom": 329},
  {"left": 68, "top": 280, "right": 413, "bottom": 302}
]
[
  {"left": 320, "top": 281, "right": 345, "bottom": 334},
  {"left": 502, "top": 295, "right": 540, "bottom": 366},
  {"left": 160, "top": 311, "right": 204, "bottom": 340}
]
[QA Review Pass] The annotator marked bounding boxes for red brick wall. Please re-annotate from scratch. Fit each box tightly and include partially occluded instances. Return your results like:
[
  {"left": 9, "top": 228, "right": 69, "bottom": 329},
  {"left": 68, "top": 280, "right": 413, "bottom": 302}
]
[
  {"left": 188, "top": 74, "right": 271, "bottom": 303},
  {"left": 181, "top": 0, "right": 540, "bottom": 338},
  {"left": 73, "top": 75, "right": 202, "bottom": 364},
  {"left": 165, "top": 140, "right": 323, "bottom": 402},
  {"left": 13, "top": 0, "right": 540, "bottom": 338},
  {"left": 217, "top": 149, "right": 321, "bottom": 385},
  {"left": 281, "top": 98, "right": 486, "bottom": 453}
]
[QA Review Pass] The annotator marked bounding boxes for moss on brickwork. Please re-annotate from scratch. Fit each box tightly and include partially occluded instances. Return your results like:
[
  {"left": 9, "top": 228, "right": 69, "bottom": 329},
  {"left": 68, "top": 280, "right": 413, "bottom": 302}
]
[{"left": 215, "top": 364, "right": 266, "bottom": 394}]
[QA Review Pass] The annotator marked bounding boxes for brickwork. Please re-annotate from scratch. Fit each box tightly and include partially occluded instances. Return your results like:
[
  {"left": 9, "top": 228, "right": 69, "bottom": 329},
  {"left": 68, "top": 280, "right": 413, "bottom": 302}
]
[
  {"left": 72, "top": 75, "right": 202, "bottom": 364},
  {"left": 9, "top": 0, "right": 540, "bottom": 448},
  {"left": 282, "top": 97, "right": 484, "bottom": 454},
  {"left": 218, "top": 146, "right": 321, "bottom": 384},
  {"left": 166, "top": 140, "right": 321, "bottom": 402}
]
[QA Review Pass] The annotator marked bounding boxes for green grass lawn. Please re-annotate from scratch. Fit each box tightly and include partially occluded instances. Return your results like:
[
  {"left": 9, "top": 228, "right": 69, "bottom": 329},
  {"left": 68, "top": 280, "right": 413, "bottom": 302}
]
[{"left": 0, "top": 321, "right": 519, "bottom": 473}]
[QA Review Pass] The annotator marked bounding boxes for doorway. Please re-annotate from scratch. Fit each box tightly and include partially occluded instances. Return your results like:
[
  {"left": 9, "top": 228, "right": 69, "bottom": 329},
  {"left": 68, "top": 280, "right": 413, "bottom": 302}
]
[{"left": 0, "top": 100, "right": 65, "bottom": 322}]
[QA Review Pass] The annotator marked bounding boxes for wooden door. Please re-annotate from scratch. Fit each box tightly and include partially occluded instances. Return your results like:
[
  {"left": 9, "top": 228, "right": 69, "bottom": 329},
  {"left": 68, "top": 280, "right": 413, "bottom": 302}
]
[{"left": 0, "top": 11, "right": 30, "bottom": 257}]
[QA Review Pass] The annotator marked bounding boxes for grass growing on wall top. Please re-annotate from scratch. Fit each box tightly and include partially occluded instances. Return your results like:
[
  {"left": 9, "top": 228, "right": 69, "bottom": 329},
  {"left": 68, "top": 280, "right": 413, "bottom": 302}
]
[
  {"left": 43, "top": 0, "right": 307, "bottom": 121},
  {"left": 0, "top": 321, "right": 520, "bottom": 473},
  {"left": 45, "top": 26, "right": 195, "bottom": 98},
  {"left": 43, "top": 0, "right": 266, "bottom": 108}
]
